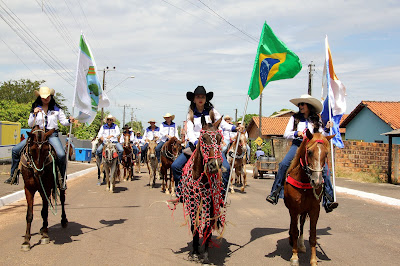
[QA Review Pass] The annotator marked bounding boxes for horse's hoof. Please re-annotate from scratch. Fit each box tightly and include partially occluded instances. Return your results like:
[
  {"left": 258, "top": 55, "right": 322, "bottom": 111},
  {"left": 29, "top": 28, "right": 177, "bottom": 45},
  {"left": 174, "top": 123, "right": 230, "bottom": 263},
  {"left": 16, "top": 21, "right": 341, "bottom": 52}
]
[
  {"left": 166, "top": 190, "right": 170, "bottom": 195},
  {"left": 21, "top": 243, "right": 30, "bottom": 251},
  {"left": 40, "top": 237, "right": 50, "bottom": 244},
  {"left": 290, "top": 259, "right": 299, "bottom": 266},
  {"left": 188, "top": 252, "right": 200, "bottom": 262},
  {"left": 61, "top": 219, "right": 68, "bottom": 228},
  {"left": 310, "top": 259, "right": 318, "bottom": 266},
  {"left": 230, "top": 188, "right": 235, "bottom": 194},
  {"left": 240, "top": 187, "right": 245, "bottom": 192}
]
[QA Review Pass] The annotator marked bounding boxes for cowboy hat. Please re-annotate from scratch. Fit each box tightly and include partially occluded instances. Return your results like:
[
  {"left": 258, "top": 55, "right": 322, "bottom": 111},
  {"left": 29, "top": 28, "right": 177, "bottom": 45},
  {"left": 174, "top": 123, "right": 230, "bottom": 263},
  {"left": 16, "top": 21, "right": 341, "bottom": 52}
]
[
  {"left": 289, "top": 94, "right": 323, "bottom": 113},
  {"left": 104, "top": 114, "right": 116, "bottom": 123},
  {"left": 163, "top": 113, "right": 175, "bottom": 120},
  {"left": 122, "top": 124, "right": 130, "bottom": 129},
  {"left": 186, "top": 86, "right": 214, "bottom": 102},
  {"left": 224, "top": 115, "right": 232, "bottom": 120},
  {"left": 148, "top": 119, "right": 156, "bottom": 123},
  {"left": 34, "top": 87, "right": 55, "bottom": 99}
]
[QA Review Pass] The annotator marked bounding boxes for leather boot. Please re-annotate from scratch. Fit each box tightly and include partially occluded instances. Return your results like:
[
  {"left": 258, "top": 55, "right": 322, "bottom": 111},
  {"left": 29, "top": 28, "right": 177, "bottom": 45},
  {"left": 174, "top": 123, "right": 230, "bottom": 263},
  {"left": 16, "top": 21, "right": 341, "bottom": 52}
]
[{"left": 4, "top": 170, "right": 19, "bottom": 185}]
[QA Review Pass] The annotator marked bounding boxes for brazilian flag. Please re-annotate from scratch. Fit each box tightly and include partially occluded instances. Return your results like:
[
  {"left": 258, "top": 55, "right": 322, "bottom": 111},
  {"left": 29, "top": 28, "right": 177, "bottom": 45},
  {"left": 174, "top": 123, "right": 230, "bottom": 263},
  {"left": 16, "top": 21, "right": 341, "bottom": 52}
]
[{"left": 248, "top": 22, "right": 302, "bottom": 100}]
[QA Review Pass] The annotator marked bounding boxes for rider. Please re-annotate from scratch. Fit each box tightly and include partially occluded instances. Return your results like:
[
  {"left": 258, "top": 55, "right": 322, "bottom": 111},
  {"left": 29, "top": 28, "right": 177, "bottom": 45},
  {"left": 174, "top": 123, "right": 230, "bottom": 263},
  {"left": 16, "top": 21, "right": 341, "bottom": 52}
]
[
  {"left": 120, "top": 124, "right": 139, "bottom": 157},
  {"left": 96, "top": 114, "right": 123, "bottom": 163},
  {"left": 155, "top": 113, "right": 180, "bottom": 166},
  {"left": 171, "top": 86, "right": 244, "bottom": 196},
  {"left": 4, "top": 87, "right": 75, "bottom": 189},
  {"left": 134, "top": 132, "right": 146, "bottom": 163},
  {"left": 235, "top": 121, "right": 251, "bottom": 163},
  {"left": 221, "top": 115, "right": 234, "bottom": 155},
  {"left": 142, "top": 119, "right": 160, "bottom": 159},
  {"left": 255, "top": 146, "right": 265, "bottom": 159},
  {"left": 265, "top": 94, "right": 338, "bottom": 213}
]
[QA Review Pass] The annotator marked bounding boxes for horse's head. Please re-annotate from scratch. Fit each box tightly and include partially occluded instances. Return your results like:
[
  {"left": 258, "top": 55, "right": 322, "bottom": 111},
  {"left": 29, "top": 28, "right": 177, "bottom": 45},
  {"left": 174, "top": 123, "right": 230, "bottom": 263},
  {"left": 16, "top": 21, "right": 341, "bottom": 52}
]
[
  {"left": 169, "top": 137, "right": 182, "bottom": 157},
  {"left": 148, "top": 139, "right": 157, "bottom": 159},
  {"left": 26, "top": 126, "right": 54, "bottom": 176},
  {"left": 91, "top": 137, "right": 99, "bottom": 154},
  {"left": 199, "top": 116, "right": 223, "bottom": 175},
  {"left": 103, "top": 141, "right": 118, "bottom": 163},
  {"left": 123, "top": 133, "right": 131, "bottom": 147},
  {"left": 302, "top": 129, "right": 335, "bottom": 188}
]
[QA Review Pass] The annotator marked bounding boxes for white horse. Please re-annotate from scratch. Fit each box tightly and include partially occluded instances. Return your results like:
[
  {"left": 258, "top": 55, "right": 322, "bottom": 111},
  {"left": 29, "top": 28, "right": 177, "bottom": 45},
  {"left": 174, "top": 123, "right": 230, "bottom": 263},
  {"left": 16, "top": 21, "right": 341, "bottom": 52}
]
[
  {"left": 92, "top": 137, "right": 104, "bottom": 185},
  {"left": 102, "top": 141, "right": 119, "bottom": 192}
]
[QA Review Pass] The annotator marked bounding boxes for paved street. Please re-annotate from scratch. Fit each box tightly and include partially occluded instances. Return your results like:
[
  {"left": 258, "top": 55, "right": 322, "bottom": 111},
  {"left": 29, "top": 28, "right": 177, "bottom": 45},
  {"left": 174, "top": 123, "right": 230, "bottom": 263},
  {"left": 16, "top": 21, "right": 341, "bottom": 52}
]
[{"left": 0, "top": 164, "right": 399, "bottom": 265}]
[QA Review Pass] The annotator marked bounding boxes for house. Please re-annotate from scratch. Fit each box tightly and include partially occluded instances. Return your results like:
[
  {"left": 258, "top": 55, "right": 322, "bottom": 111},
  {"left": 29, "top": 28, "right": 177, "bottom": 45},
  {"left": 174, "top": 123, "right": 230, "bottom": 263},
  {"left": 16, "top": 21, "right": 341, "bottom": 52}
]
[
  {"left": 247, "top": 116, "right": 290, "bottom": 140},
  {"left": 340, "top": 101, "right": 400, "bottom": 144}
]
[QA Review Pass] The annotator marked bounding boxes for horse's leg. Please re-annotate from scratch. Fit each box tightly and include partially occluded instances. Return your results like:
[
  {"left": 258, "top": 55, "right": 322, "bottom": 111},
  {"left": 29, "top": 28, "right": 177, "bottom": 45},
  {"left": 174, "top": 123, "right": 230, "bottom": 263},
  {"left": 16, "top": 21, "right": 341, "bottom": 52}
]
[
  {"left": 190, "top": 224, "right": 200, "bottom": 260},
  {"left": 60, "top": 189, "right": 68, "bottom": 228},
  {"left": 309, "top": 208, "right": 320, "bottom": 266},
  {"left": 241, "top": 165, "right": 247, "bottom": 192},
  {"left": 105, "top": 166, "right": 110, "bottom": 191},
  {"left": 298, "top": 213, "right": 307, "bottom": 253},
  {"left": 289, "top": 211, "right": 300, "bottom": 266},
  {"left": 203, "top": 225, "right": 213, "bottom": 264},
  {"left": 22, "top": 188, "right": 35, "bottom": 251},
  {"left": 170, "top": 168, "right": 175, "bottom": 196},
  {"left": 39, "top": 190, "right": 50, "bottom": 245},
  {"left": 110, "top": 162, "right": 116, "bottom": 193}
]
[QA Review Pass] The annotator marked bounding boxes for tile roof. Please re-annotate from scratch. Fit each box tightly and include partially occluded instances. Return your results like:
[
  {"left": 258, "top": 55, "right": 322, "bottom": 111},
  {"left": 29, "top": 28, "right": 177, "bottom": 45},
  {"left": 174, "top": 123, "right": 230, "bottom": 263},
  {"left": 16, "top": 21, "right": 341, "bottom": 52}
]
[
  {"left": 251, "top": 116, "right": 290, "bottom": 136},
  {"left": 341, "top": 101, "right": 400, "bottom": 129}
]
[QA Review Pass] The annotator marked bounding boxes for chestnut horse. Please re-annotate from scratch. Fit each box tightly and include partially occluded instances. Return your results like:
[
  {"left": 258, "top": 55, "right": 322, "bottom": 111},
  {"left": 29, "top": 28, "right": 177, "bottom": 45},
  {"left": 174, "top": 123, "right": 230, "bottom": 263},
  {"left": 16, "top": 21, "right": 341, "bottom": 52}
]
[
  {"left": 121, "top": 133, "right": 134, "bottom": 181},
  {"left": 284, "top": 129, "right": 334, "bottom": 266},
  {"left": 179, "top": 116, "right": 225, "bottom": 264},
  {"left": 20, "top": 126, "right": 68, "bottom": 251},
  {"left": 160, "top": 136, "right": 181, "bottom": 194},
  {"left": 227, "top": 132, "right": 247, "bottom": 193},
  {"left": 146, "top": 138, "right": 158, "bottom": 188}
]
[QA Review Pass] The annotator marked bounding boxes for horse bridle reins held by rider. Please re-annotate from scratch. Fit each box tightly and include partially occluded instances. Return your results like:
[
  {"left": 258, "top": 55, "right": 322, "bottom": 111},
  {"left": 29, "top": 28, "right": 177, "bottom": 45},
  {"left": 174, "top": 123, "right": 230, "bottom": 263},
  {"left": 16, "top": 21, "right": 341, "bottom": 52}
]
[{"left": 199, "top": 129, "right": 223, "bottom": 176}]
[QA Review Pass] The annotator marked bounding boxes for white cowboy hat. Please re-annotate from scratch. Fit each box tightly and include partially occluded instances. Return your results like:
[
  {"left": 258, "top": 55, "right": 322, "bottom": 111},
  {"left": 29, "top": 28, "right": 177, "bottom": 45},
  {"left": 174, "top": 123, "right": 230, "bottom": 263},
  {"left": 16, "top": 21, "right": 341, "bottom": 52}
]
[
  {"left": 224, "top": 115, "right": 232, "bottom": 120},
  {"left": 104, "top": 114, "right": 116, "bottom": 123},
  {"left": 34, "top": 87, "right": 55, "bottom": 99},
  {"left": 148, "top": 118, "right": 156, "bottom": 123},
  {"left": 163, "top": 113, "right": 175, "bottom": 120},
  {"left": 289, "top": 94, "right": 323, "bottom": 113}
]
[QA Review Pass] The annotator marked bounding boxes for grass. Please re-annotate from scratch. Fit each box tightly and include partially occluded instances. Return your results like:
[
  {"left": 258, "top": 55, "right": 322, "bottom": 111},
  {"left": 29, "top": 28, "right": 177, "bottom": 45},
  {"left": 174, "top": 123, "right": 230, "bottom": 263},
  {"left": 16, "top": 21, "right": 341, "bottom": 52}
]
[{"left": 336, "top": 166, "right": 383, "bottom": 183}]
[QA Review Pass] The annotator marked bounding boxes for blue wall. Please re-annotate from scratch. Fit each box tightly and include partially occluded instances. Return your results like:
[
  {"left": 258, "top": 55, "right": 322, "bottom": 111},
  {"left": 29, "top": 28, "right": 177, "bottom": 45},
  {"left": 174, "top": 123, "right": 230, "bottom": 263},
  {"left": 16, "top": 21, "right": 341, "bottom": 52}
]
[{"left": 345, "top": 108, "right": 400, "bottom": 144}]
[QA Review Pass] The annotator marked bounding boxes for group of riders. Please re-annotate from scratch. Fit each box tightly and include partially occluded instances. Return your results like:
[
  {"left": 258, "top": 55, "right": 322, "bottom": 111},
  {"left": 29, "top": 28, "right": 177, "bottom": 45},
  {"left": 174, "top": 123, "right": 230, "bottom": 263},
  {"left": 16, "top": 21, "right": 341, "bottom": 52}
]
[{"left": 4, "top": 85, "right": 338, "bottom": 213}]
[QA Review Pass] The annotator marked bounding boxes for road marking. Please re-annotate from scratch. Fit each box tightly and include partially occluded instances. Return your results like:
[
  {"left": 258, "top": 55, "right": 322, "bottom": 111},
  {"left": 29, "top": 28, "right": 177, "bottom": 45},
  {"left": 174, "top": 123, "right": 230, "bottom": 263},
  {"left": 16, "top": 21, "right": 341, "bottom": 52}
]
[{"left": 245, "top": 169, "right": 400, "bottom": 207}]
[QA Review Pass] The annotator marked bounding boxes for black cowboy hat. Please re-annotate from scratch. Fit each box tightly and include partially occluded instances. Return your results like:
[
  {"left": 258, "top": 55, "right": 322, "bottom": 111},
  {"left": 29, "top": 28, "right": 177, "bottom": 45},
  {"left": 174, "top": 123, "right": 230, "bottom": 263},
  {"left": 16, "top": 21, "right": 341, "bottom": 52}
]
[
  {"left": 186, "top": 86, "right": 214, "bottom": 102},
  {"left": 122, "top": 124, "right": 130, "bottom": 130}
]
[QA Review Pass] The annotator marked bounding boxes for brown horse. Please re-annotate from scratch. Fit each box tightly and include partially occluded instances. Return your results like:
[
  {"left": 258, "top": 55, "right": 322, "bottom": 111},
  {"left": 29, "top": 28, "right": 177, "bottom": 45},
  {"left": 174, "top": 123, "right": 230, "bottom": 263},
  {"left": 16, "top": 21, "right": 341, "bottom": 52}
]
[
  {"left": 160, "top": 136, "right": 181, "bottom": 194},
  {"left": 121, "top": 133, "right": 134, "bottom": 181},
  {"left": 146, "top": 138, "right": 158, "bottom": 187},
  {"left": 135, "top": 143, "right": 141, "bottom": 173},
  {"left": 284, "top": 129, "right": 334, "bottom": 266},
  {"left": 227, "top": 132, "right": 247, "bottom": 193},
  {"left": 179, "top": 116, "right": 225, "bottom": 264},
  {"left": 64, "top": 142, "right": 74, "bottom": 161},
  {"left": 20, "top": 126, "right": 68, "bottom": 251}
]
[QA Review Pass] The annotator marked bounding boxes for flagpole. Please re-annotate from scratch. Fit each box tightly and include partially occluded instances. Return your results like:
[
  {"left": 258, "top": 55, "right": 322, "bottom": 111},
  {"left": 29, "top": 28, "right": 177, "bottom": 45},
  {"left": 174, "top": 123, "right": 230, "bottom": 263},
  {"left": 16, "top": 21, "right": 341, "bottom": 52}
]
[
  {"left": 224, "top": 95, "right": 250, "bottom": 205},
  {"left": 325, "top": 36, "right": 337, "bottom": 202}
]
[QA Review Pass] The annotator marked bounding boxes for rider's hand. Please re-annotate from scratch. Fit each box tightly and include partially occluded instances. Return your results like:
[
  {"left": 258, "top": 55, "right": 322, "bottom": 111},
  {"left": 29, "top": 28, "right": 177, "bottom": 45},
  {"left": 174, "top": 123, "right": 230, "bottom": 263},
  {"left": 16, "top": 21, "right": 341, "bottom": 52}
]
[
  {"left": 236, "top": 125, "right": 245, "bottom": 132},
  {"left": 297, "top": 131, "right": 304, "bottom": 138},
  {"left": 34, "top": 107, "right": 41, "bottom": 115},
  {"left": 107, "top": 135, "right": 112, "bottom": 139},
  {"left": 100, "top": 137, "right": 104, "bottom": 142},
  {"left": 325, "top": 121, "right": 333, "bottom": 128}
]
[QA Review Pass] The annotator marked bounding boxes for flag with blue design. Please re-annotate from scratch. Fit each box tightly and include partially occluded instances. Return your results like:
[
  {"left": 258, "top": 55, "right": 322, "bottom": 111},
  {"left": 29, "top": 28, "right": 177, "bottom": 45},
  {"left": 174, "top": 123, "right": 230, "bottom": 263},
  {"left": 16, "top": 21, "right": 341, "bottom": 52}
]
[
  {"left": 73, "top": 34, "right": 109, "bottom": 125},
  {"left": 321, "top": 35, "right": 346, "bottom": 148},
  {"left": 248, "top": 22, "right": 302, "bottom": 100}
]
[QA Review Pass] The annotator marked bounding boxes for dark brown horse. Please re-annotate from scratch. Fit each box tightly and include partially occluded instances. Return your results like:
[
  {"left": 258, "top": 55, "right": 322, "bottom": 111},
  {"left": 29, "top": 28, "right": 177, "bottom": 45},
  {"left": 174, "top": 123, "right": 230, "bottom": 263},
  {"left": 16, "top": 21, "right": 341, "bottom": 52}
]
[
  {"left": 20, "top": 126, "right": 68, "bottom": 251},
  {"left": 284, "top": 129, "right": 334, "bottom": 266},
  {"left": 65, "top": 142, "right": 74, "bottom": 161},
  {"left": 179, "top": 116, "right": 225, "bottom": 264},
  {"left": 160, "top": 136, "right": 181, "bottom": 194},
  {"left": 121, "top": 133, "right": 134, "bottom": 181}
]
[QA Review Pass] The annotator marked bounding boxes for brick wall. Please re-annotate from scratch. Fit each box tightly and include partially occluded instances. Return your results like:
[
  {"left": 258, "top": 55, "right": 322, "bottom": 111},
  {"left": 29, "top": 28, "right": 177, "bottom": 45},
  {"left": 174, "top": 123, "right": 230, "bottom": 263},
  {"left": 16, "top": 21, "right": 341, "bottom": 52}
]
[{"left": 334, "top": 140, "right": 400, "bottom": 182}]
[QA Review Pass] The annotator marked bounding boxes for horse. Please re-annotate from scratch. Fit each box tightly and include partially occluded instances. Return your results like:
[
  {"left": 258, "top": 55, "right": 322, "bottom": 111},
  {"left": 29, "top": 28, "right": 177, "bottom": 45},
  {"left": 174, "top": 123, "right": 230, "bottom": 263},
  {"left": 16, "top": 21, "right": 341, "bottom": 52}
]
[
  {"left": 146, "top": 138, "right": 159, "bottom": 188},
  {"left": 179, "top": 116, "right": 225, "bottom": 264},
  {"left": 19, "top": 126, "right": 68, "bottom": 251},
  {"left": 160, "top": 136, "right": 181, "bottom": 194},
  {"left": 227, "top": 132, "right": 247, "bottom": 193},
  {"left": 284, "top": 129, "right": 334, "bottom": 266},
  {"left": 121, "top": 133, "right": 134, "bottom": 181},
  {"left": 64, "top": 141, "right": 74, "bottom": 161},
  {"left": 135, "top": 143, "right": 141, "bottom": 173},
  {"left": 91, "top": 137, "right": 105, "bottom": 185},
  {"left": 102, "top": 141, "right": 119, "bottom": 192}
]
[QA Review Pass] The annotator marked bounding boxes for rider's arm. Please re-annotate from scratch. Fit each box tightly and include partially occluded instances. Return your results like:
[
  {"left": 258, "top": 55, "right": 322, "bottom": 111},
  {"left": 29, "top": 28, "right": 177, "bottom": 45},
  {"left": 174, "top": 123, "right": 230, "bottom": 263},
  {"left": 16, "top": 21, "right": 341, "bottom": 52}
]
[
  {"left": 28, "top": 113, "right": 36, "bottom": 127},
  {"left": 97, "top": 126, "right": 104, "bottom": 139},
  {"left": 58, "top": 108, "right": 71, "bottom": 126},
  {"left": 214, "top": 108, "right": 236, "bottom": 132},
  {"left": 114, "top": 125, "right": 121, "bottom": 139},
  {"left": 283, "top": 116, "right": 297, "bottom": 140},
  {"left": 186, "top": 115, "right": 197, "bottom": 145}
]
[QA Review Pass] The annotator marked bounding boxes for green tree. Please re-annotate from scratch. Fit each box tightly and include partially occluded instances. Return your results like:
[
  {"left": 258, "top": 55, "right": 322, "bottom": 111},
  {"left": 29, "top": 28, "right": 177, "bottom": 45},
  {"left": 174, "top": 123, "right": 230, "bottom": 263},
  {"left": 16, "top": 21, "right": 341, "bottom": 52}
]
[
  {"left": 0, "top": 79, "right": 45, "bottom": 103},
  {"left": 127, "top": 120, "right": 143, "bottom": 134},
  {"left": 0, "top": 100, "right": 31, "bottom": 127},
  {"left": 237, "top": 113, "right": 258, "bottom": 127},
  {"left": 270, "top": 108, "right": 292, "bottom": 116}
]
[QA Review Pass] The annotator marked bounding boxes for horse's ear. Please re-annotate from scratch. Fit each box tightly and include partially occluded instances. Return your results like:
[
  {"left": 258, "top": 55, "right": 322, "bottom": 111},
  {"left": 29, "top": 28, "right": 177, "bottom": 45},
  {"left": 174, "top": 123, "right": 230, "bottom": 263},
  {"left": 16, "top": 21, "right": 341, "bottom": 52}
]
[
  {"left": 326, "top": 134, "right": 336, "bottom": 142},
  {"left": 213, "top": 116, "right": 223, "bottom": 129},
  {"left": 201, "top": 115, "right": 207, "bottom": 128},
  {"left": 305, "top": 129, "right": 313, "bottom": 140}
]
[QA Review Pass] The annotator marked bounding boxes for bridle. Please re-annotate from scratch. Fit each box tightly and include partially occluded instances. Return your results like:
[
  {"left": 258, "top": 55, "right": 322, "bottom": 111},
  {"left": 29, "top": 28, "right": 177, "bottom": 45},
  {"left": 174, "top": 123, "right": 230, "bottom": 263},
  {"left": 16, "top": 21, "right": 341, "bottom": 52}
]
[
  {"left": 28, "top": 129, "right": 51, "bottom": 173},
  {"left": 199, "top": 129, "right": 223, "bottom": 166},
  {"left": 161, "top": 140, "right": 180, "bottom": 161}
]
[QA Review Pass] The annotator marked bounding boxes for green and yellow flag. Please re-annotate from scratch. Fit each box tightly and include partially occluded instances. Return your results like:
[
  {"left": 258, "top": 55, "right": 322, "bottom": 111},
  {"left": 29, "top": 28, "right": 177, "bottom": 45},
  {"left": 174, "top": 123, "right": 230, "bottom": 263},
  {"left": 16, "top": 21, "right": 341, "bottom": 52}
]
[{"left": 248, "top": 22, "right": 302, "bottom": 100}]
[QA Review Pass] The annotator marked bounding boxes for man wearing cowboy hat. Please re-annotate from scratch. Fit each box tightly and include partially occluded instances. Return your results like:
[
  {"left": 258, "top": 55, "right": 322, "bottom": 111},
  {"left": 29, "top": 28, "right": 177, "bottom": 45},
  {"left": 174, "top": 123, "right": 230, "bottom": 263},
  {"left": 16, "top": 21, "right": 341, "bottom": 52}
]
[
  {"left": 155, "top": 113, "right": 180, "bottom": 164},
  {"left": 221, "top": 115, "right": 234, "bottom": 155},
  {"left": 96, "top": 114, "right": 123, "bottom": 163},
  {"left": 142, "top": 118, "right": 160, "bottom": 161},
  {"left": 235, "top": 121, "right": 251, "bottom": 163},
  {"left": 134, "top": 131, "right": 146, "bottom": 163},
  {"left": 119, "top": 124, "right": 139, "bottom": 156}
]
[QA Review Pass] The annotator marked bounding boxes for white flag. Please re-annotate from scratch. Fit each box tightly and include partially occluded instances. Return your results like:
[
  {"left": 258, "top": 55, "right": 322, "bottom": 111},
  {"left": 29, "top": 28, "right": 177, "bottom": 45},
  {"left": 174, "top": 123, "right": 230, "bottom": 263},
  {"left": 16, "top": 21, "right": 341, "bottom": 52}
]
[{"left": 73, "top": 34, "right": 109, "bottom": 125}]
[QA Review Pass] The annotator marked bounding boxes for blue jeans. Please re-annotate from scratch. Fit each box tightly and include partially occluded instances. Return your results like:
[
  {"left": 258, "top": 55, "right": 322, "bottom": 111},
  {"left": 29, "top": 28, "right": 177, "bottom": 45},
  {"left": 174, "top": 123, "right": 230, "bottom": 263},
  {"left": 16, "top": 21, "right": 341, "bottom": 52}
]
[
  {"left": 96, "top": 141, "right": 123, "bottom": 162},
  {"left": 269, "top": 143, "right": 335, "bottom": 203},
  {"left": 132, "top": 145, "right": 139, "bottom": 156},
  {"left": 11, "top": 132, "right": 67, "bottom": 178},
  {"left": 155, "top": 141, "right": 165, "bottom": 163},
  {"left": 171, "top": 144, "right": 230, "bottom": 194},
  {"left": 141, "top": 143, "right": 148, "bottom": 162}
]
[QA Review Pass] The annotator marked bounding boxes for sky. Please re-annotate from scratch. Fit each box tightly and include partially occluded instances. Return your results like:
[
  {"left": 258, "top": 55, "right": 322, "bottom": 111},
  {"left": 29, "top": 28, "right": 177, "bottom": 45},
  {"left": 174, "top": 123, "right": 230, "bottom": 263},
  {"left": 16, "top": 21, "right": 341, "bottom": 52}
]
[{"left": 0, "top": 0, "right": 399, "bottom": 129}]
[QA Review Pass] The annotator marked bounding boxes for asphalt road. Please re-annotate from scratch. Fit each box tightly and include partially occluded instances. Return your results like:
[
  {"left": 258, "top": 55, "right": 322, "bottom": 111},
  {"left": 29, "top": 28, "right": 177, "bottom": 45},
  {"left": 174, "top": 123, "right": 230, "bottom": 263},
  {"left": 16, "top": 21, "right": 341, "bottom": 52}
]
[{"left": 0, "top": 166, "right": 399, "bottom": 265}]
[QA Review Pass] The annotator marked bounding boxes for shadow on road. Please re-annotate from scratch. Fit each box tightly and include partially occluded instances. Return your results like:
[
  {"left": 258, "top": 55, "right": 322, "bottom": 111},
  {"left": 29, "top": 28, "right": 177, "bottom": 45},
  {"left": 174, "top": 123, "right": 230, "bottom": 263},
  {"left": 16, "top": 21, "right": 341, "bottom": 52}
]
[
  {"left": 48, "top": 219, "right": 128, "bottom": 245},
  {"left": 265, "top": 226, "right": 332, "bottom": 264},
  {"left": 113, "top": 186, "right": 128, "bottom": 193}
]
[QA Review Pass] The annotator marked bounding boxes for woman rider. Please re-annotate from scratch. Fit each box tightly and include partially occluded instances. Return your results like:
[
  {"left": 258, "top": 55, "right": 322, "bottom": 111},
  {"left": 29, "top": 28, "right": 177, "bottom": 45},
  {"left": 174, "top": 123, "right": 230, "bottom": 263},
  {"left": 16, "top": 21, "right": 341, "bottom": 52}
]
[
  {"left": 155, "top": 113, "right": 180, "bottom": 166},
  {"left": 171, "top": 86, "right": 244, "bottom": 196},
  {"left": 4, "top": 87, "right": 75, "bottom": 189},
  {"left": 265, "top": 94, "right": 338, "bottom": 213}
]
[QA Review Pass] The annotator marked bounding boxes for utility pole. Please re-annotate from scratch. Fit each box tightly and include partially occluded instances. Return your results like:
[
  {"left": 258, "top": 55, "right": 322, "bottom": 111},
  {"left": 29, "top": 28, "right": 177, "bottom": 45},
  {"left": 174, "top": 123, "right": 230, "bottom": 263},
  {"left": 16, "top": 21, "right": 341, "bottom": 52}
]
[
  {"left": 308, "top": 61, "right": 315, "bottom": 95},
  {"left": 259, "top": 92, "right": 262, "bottom": 138},
  {"left": 234, "top": 108, "right": 238, "bottom": 122},
  {"left": 121, "top": 104, "right": 131, "bottom": 126},
  {"left": 100, "top": 66, "right": 116, "bottom": 123}
]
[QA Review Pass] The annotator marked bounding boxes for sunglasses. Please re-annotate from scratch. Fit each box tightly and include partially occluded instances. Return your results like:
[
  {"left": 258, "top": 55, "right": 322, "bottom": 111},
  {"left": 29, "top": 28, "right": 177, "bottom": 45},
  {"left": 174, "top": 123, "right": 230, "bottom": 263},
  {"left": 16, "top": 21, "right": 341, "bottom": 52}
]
[
  {"left": 298, "top": 102, "right": 306, "bottom": 107},
  {"left": 107, "top": 119, "right": 113, "bottom": 121}
]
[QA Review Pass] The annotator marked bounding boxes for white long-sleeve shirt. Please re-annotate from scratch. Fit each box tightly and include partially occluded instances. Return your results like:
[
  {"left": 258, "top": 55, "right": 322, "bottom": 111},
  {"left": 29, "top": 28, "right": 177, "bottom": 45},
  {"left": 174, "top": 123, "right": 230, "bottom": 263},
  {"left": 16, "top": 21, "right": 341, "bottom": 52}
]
[
  {"left": 158, "top": 121, "right": 180, "bottom": 142},
  {"left": 28, "top": 105, "right": 70, "bottom": 130},
  {"left": 119, "top": 131, "right": 136, "bottom": 144},
  {"left": 143, "top": 126, "right": 160, "bottom": 142},
  {"left": 186, "top": 108, "right": 235, "bottom": 145},
  {"left": 134, "top": 136, "right": 146, "bottom": 147},
  {"left": 283, "top": 115, "right": 325, "bottom": 140},
  {"left": 97, "top": 123, "right": 120, "bottom": 143}
]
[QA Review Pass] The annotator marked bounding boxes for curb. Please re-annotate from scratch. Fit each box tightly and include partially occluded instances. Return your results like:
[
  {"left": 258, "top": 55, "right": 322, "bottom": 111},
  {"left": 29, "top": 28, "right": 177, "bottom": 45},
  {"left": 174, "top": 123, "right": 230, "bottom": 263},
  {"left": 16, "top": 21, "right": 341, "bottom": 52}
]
[{"left": 0, "top": 167, "right": 97, "bottom": 208}]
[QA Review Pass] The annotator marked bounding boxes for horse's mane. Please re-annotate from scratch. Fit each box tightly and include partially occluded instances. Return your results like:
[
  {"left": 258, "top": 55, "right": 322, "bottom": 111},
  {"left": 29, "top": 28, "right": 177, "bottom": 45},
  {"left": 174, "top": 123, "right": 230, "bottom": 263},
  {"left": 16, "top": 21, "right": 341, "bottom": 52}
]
[{"left": 287, "top": 132, "right": 329, "bottom": 174}]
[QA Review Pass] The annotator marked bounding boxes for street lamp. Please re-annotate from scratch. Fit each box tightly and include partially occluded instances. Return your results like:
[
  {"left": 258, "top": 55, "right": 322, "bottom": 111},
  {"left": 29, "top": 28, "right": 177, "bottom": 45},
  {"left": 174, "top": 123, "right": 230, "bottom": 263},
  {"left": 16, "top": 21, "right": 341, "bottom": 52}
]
[{"left": 107, "top": 75, "right": 135, "bottom": 93}]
